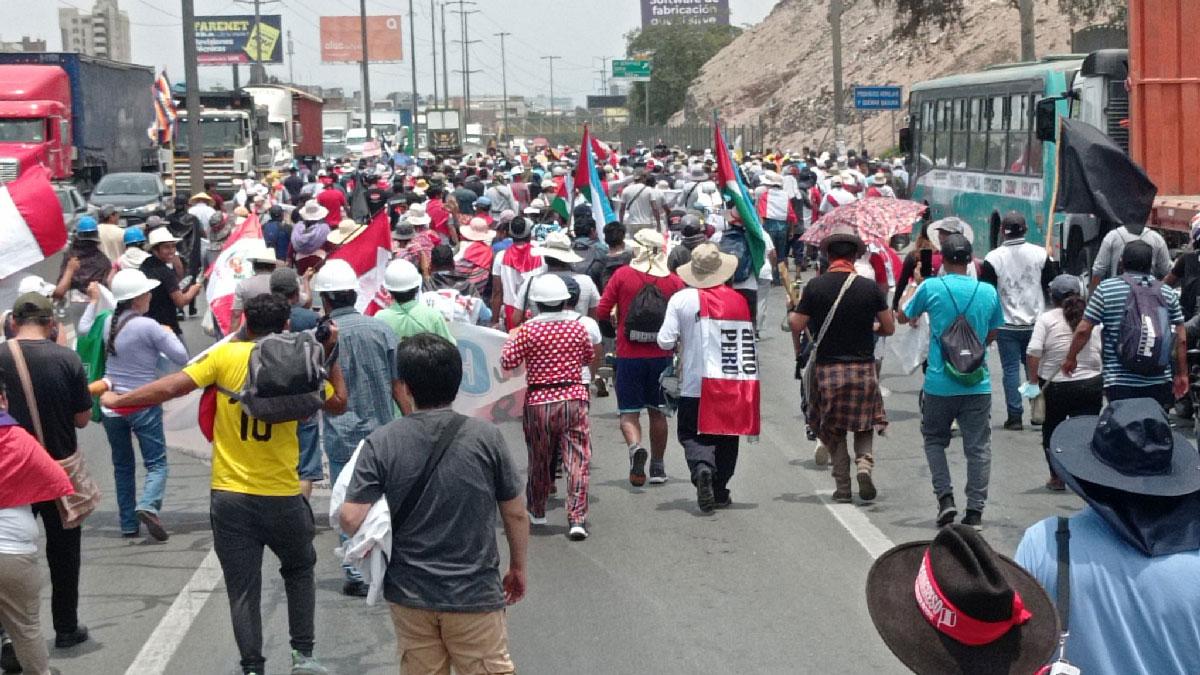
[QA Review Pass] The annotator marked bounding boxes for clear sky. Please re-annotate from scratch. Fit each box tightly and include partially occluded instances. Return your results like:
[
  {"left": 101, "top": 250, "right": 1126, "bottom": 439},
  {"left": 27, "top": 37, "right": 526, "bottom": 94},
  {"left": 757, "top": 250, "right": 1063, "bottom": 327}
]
[{"left": 9, "top": 0, "right": 779, "bottom": 106}]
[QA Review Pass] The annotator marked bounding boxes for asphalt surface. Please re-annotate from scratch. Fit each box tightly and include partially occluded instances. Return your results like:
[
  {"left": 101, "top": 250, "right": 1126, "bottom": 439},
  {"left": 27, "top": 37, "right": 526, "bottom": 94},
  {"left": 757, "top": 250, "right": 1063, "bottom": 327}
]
[{"left": 23, "top": 273, "right": 1090, "bottom": 675}]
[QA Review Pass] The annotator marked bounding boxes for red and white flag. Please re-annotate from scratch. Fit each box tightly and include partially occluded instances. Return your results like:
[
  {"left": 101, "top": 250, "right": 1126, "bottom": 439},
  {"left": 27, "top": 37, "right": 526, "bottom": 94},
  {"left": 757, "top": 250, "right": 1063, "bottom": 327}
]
[
  {"left": 328, "top": 210, "right": 393, "bottom": 316},
  {"left": 205, "top": 212, "right": 264, "bottom": 335},
  {"left": 0, "top": 166, "right": 67, "bottom": 280},
  {"left": 698, "top": 285, "right": 760, "bottom": 436}
]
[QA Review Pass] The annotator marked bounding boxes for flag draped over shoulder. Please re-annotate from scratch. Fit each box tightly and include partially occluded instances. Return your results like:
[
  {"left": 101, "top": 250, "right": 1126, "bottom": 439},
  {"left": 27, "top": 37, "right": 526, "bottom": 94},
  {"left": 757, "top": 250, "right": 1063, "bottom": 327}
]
[
  {"left": 205, "top": 212, "right": 264, "bottom": 335},
  {"left": 0, "top": 166, "right": 67, "bottom": 280},
  {"left": 1055, "top": 117, "right": 1157, "bottom": 227},
  {"left": 713, "top": 114, "right": 767, "bottom": 273},
  {"left": 573, "top": 125, "right": 618, "bottom": 226},
  {"left": 149, "top": 70, "right": 178, "bottom": 145},
  {"left": 697, "top": 285, "right": 760, "bottom": 436},
  {"left": 328, "top": 210, "right": 393, "bottom": 316}
]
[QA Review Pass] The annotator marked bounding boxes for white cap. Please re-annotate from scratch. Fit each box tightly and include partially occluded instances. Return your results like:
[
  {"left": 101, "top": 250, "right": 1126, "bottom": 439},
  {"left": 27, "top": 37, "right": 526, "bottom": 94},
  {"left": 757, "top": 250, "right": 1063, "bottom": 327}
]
[
  {"left": 383, "top": 259, "right": 421, "bottom": 292},
  {"left": 111, "top": 269, "right": 161, "bottom": 302},
  {"left": 311, "top": 259, "right": 358, "bottom": 293},
  {"left": 527, "top": 274, "right": 570, "bottom": 304}
]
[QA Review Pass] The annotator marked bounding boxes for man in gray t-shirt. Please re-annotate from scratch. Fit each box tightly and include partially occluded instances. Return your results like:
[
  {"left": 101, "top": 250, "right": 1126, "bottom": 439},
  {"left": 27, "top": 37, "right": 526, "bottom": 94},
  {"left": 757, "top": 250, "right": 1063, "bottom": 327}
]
[
  {"left": 340, "top": 333, "right": 528, "bottom": 670},
  {"left": 231, "top": 248, "right": 279, "bottom": 331}
]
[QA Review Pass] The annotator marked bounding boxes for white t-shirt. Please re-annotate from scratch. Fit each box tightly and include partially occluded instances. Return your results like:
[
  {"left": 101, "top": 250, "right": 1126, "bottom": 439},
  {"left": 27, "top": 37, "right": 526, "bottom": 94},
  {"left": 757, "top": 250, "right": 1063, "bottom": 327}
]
[
  {"left": 515, "top": 271, "right": 600, "bottom": 318},
  {"left": 491, "top": 247, "right": 547, "bottom": 308},
  {"left": 620, "top": 183, "right": 661, "bottom": 226},
  {"left": 1027, "top": 307, "right": 1103, "bottom": 383},
  {"left": 0, "top": 506, "right": 38, "bottom": 555},
  {"left": 657, "top": 287, "right": 703, "bottom": 397}
]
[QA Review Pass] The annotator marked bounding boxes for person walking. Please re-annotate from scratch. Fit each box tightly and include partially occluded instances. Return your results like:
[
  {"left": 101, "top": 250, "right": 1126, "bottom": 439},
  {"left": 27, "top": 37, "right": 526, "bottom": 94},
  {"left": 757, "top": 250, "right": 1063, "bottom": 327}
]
[
  {"left": 619, "top": 173, "right": 664, "bottom": 235},
  {"left": 490, "top": 217, "right": 546, "bottom": 330},
  {"left": 338, "top": 334, "right": 527, "bottom": 675},
  {"left": 423, "top": 245, "right": 492, "bottom": 325},
  {"left": 658, "top": 243, "right": 760, "bottom": 512},
  {"left": 141, "top": 229, "right": 203, "bottom": 342},
  {"left": 755, "top": 171, "right": 797, "bottom": 285},
  {"left": 596, "top": 230, "right": 686, "bottom": 486},
  {"left": 100, "top": 294, "right": 347, "bottom": 675},
  {"left": 1090, "top": 219, "right": 1171, "bottom": 288},
  {"left": 501, "top": 275, "right": 595, "bottom": 540},
  {"left": 100, "top": 269, "right": 189, "bottom": 540},
  {"left": 1016, "top": 399, "right": 1200, "bottom": 675},
  {"left": 1063, "top": 241, "right": 1187, "bottom": 406},
  {"left": 96, "top": 205, "right": 126, "bottom": 263},
  {"left": 53, "top": 217, "right": 111, "bottom": 302},
  {"left": 376, "top": 259, "right": 455, "bottom": 344},
  {"left": 230, "top": 245, "right": 279, "bottom": 333},
  {"left": 1025, "top": 274, "right": 1103, "bottom": 491},
  {"left": 980, "top": 212, "right": 1056, "bottom": 430},
  {"left": 900, "top": 233, "right": 1004, "bottom": 530},
  {"left": 790, "top": 229, "right": 893, "bottom": 503},
  {"left": 268, "top": 268, "right": 324, "bottom": 500}
]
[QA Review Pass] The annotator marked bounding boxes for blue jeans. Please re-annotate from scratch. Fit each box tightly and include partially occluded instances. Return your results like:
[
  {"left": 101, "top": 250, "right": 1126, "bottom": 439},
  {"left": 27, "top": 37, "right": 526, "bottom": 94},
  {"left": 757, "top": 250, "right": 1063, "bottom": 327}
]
[
  {"left": 296, "top": 417, "right": 322, "bottom": 481},
  {"left": 102, "top": 406, "right": 169, "bottom": 534},
  {"left": 763, "top": 219, "right": 788, "bottom": 282},
  {"left": 996, "top": 327, "right": 1033, "bottom": 417},
  {"left": 921, "top": 393, "right": 992, "bottom": 512}
]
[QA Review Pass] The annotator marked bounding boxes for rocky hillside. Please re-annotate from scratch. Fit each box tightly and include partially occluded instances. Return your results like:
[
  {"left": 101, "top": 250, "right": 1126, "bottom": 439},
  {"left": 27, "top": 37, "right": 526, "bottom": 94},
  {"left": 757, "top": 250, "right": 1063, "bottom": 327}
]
[{"left": 677, "top": 0, "right": 1107, "bottom": 154}]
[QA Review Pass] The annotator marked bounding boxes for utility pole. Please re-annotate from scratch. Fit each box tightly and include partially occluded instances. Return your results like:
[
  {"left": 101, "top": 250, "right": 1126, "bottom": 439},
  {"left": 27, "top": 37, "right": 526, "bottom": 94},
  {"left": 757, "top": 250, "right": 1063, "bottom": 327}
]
[
  {"left": 541, "top": 55, "right": 561, "bottom": 134},
  {"left": 830, "top": 0, "right": 846, "bottom": 154},
  {"left": 430, "top": 0, "right": 438, "bottom": 108},
  {"left": 495, "top": 32, "right": 510, "bottom": 142},
  {"left": 596, "top": 57, "right": 609, "bottom": 94},
  {"left": 287, "top": 30, "right": 294, "bottom": 83},
  {"left": 181, "top": 0, "right": 204, "bottom": 195},
  {"left": 440, "top": 3, "right": 449, "bottom": 107},
  {"left": 1018, "top": 0, "right": 1036, "bottom": 61},
  {"left": 451, "top": 3, "right": 479, "bottom": 122},
  {"left": 359, "top": 0, "right": 372, "bottom": 133},
  {"left": 408, "top": 0, "right": 419, "bottom": 153}
]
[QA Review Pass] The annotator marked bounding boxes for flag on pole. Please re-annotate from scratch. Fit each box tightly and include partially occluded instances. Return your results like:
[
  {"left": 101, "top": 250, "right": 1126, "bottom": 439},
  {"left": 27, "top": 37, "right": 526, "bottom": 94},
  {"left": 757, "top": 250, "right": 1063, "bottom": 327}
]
[
  {"left": 697, "top": 285, "right": 760, "bottom": 436},
  {"left": 328, "top": 210, "right": 393, "bottom": 316},
  {"left": 572, "top": 125, "right": 619, "bottom": 226},
  {"left": 204, "top": 212, "right": 264, "bottom": 335},
  {"left": 713, "top": 113, "right": 767, "bottom": 274},
  {"left": 0, "top": 166, "right": 68, "bottom": 280},
  {"left": 149, "top": 70, "right": 178, "bottom": 145},
  {"left": 550, "top": 167, "right": 575, "bottom": 222}
]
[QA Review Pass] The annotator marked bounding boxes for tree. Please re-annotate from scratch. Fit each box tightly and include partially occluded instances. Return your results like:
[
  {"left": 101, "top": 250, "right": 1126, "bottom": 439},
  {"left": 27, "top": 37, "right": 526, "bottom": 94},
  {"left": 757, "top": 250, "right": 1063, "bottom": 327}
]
[
  {"left": 879, "top": 0, "right": 1125, "bottom": 34},
  {"left": 624, "top": 23, "right": 741, "bottom": 126}
]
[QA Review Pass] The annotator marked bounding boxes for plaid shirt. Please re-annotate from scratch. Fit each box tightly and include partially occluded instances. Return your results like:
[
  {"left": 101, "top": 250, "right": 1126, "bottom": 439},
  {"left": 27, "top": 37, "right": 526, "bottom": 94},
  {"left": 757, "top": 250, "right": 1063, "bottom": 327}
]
[{"left": 501, "top": 315, "right": 593, "bottom": 405}]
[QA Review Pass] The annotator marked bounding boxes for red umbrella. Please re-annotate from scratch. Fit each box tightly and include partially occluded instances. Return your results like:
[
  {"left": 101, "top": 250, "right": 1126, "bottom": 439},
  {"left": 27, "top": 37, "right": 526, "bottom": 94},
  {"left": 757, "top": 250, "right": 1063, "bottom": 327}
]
[{"left": 800, "top": 197, "right": 928, "bottom": 246}]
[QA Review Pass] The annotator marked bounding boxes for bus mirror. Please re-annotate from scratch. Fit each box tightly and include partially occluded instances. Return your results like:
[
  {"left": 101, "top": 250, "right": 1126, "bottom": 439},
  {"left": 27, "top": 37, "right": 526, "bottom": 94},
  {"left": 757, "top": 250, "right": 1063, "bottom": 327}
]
[
  {"left": 898, "top": 127, "right": 911, "bottom": 154},
  {"left": 1035, "top": 99, "right": 1057, "bottom": 142}
]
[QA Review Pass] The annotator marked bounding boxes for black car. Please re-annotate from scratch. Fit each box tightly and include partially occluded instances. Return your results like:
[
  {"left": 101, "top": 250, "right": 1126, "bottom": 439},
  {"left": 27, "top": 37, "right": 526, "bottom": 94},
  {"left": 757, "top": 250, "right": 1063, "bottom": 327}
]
[{"left": 88, "top": 172, "right": 170, "bottom": 224}]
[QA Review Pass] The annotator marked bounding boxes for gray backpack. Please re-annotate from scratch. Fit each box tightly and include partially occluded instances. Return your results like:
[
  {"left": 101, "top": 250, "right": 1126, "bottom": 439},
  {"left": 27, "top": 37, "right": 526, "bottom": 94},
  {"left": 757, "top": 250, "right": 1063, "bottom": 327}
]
[{"left": 220, "top": 331, "right": 332, "bottom": 424}]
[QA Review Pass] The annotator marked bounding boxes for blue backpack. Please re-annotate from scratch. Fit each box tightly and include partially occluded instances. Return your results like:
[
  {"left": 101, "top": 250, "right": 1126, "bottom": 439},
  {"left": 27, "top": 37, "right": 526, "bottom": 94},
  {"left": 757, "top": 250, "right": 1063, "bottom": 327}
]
[
  {"left": 1116, "top": 274, "right": 1174, "bottom": 376},
  {"left": 718, "top": 228, "right": 754, "bottom": 283}
]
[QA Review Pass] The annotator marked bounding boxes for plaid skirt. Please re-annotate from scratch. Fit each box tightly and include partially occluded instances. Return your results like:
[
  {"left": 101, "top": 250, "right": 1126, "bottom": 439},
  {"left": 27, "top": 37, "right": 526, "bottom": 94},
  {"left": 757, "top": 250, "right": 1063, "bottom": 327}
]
[{"left": 808, "top": 361, "right": 887, "bottom": 441}]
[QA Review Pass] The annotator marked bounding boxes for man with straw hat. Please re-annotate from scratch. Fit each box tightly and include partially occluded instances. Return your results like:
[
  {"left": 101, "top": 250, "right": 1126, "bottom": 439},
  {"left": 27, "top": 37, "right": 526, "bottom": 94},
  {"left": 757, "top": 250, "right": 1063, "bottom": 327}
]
[
  {"left": 516, "top": 231, "right": 599, "bottom": 321},
  {"left": 597, "top": 230, "right": 685, "bottom": 487},
  {"left": 1015, "top": 398, "right": 1200, "bottom": 674},
  {"left": 658, "top": 243, "right": 760, "bottom": 512},
  {"left": 456, "top": 217, "right": 497, "bottom": 290},
  {"left": 230, "top": 244, "right": 280, "bottom": 333}
]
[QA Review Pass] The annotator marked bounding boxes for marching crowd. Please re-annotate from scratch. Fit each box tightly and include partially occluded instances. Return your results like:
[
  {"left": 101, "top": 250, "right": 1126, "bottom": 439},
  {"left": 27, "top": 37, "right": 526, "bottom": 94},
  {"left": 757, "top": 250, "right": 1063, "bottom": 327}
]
[{"left": 0, "top": 135, "right": 1197, "bottom": 675}]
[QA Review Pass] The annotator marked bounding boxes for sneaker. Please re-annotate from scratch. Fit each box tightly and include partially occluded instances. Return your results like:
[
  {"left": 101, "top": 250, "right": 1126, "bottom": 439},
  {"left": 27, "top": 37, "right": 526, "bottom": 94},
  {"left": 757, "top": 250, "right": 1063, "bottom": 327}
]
[
  {"left": 54, "top": 625, "right": 88, "bottom": 649},
  {"left": 291, "top": 650, "right": 330, "bottom": 675},
  {"left": 567, "top": 523, "right": 588, "bottom": 541},
  {"left": 629, "top": 446, "right": 648, "bottom": 486},
  {"left": 936, "top": 494, "right": 957, "bottom": 528},
  {"left": 831, "top": 490, "right": 853, "bottom": 504},
  {"left": 695, "top": 467, "right": 715, "bottom": 513},
  {"left": 648, "top": 460, "right": 667, "bottom": 484},
  {"left": 1045, "top": 476, "right": 1067, "bottom": 492},
  {"left": 593, "top": 377, "right": 609, "bottom": 398},
  {"left": 714, "top": 492, "right": 733, "bottom": 509},
  {"left": 1, "top": 636, "right": 20, "bottom": 674},
  {"left": 121, "top": 530, "right": 140, "bottom": 539},
  {"left": 528, "top": 512, "right": 547, "bottom": 526},
  {"left": 136, "top": 510, "right": 169, "bottom": 542},
  {"left": 813, "top": 442, "right": 831, "bottom": 466},
  {"left": 857, "top": 470, "right": 877, "bottom": 502},
  {"left": 341, "top": 580, "right": 368, "bottom": 598},
  {"left": 961, "top": 509, "right": 984, "bottom": 531},
  {"left": 1002, "top": 415, "right": 1023, "bottom": 431}
]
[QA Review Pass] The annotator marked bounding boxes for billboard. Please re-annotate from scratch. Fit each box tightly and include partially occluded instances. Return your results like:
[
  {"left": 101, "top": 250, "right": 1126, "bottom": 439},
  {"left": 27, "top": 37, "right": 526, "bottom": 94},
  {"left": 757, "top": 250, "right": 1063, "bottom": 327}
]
[
  {"left": 319, "top": 16, "right": 404, "bottom": 63},
  {"left": 195, "top": 15, "right": 283, "bottom": 65},
  {"left": 587, "top": 95, "right": 629, "bottom": 109},
  {"left": 640, "top": 0, "right": 730, "bottom": 28}
]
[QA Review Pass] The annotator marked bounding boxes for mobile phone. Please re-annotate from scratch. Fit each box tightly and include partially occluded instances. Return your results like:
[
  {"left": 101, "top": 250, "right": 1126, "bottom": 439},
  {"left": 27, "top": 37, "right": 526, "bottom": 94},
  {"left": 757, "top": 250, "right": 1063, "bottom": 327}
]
[
  {"left": 920, "top": 248, "right": 934, "bottom": 279},
  {"left": 179, "top": 274, "right": 195, "bottom": 290}
]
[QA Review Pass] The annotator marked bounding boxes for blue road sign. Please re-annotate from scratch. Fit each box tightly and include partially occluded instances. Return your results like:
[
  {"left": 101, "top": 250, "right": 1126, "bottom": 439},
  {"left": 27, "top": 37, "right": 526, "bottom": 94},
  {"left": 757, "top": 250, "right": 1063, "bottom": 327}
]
[{"left": 854, "top": 86, "right": 903, "bottom": 111}]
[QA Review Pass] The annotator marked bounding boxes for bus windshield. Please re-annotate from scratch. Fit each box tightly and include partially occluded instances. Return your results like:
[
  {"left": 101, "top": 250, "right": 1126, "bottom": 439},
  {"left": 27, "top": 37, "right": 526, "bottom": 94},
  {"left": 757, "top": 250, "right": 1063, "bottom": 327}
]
[{"left": 175, "top": 119, "right": 244, "bottom": 151}]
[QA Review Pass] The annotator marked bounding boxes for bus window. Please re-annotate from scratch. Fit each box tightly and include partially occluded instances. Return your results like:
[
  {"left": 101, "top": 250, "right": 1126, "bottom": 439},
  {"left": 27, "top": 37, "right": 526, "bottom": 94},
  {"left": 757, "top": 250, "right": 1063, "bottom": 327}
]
[
  {"left": 951, "top": 98, "right": 969, "bottom": 168},
  {"left": 968, "top": 98, "right": 987, "bottom": 171},
  {"left": 986, "top": 95, "right": 1008, "bottom": 173},
  {"left": 934, "top": 99, "right": 952, "bottom": 168},
  {"left": 1028, "top": 95, "right": 1044, "bottom": 176},
  {"left": 1007, "top": 94, "right": 1031, "bottom": 174}
]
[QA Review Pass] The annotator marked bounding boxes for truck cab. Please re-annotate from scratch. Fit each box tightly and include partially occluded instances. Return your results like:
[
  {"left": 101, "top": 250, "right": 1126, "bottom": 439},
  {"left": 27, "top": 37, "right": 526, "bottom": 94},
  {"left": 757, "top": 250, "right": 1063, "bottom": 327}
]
[{"left": 0, "top": 65, "right": 71, "bottom": 183}]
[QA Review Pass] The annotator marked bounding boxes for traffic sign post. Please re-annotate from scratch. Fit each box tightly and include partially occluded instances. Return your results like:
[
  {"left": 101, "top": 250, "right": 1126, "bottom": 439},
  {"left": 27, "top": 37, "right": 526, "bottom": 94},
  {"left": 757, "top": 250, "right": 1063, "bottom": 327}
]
[
  {"left": 853, "top": 85, "right": 903, "bottom": 110},
  {"left": 612, "top": 59, "right": 652, "bottom": 82}
]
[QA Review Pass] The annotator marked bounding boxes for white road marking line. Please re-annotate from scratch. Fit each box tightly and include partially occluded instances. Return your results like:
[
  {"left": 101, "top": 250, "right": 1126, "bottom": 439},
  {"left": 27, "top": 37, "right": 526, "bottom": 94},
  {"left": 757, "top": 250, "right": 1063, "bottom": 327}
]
[
  {"left": 124, "top": 547, "right": 223, "bottom": 675},
  {"left": 816, "top": 490, "right": 896, "bottom": 559}
]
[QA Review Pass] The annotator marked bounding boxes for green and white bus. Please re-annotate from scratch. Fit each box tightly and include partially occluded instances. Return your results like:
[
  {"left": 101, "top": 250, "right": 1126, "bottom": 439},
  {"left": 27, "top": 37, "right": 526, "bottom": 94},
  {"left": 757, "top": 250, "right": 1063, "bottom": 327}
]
[{"left": 903, "top": 52, "right": 1129, "bottom": 273}]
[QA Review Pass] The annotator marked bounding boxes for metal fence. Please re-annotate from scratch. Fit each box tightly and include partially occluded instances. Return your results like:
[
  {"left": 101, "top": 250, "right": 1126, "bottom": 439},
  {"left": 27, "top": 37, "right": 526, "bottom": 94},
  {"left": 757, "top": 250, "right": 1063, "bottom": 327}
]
[{"left": 618, "top": 124, "right": 766, "bottom": 154}]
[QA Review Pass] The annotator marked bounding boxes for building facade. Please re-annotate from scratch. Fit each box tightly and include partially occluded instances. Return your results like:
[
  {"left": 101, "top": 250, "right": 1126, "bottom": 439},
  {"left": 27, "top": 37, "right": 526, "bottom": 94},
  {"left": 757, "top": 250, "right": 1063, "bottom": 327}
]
[
  {"left": 59, "top": 0, "right": 131, "bottom": 62},
  {"left": 0, "top": 36, "right": 48, "bottom": 53}
]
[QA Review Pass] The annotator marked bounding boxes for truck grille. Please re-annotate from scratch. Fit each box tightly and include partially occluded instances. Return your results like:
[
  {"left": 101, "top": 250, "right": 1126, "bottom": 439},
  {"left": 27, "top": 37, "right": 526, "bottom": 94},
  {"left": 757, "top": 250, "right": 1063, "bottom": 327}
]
[
  {"left": 0, "top": 159, "right": 17, "bottom": 184},
  {"left": 1107, "top": 80, "right": 1130, "bottom": 154},
  {"left": 175, "top": 158, "right": 237, "bottom": 195}
]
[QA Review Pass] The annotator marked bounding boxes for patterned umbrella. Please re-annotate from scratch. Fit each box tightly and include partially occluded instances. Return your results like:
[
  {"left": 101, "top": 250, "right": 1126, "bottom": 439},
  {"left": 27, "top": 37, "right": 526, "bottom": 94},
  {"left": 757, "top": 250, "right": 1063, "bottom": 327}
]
[{"left": 800, "top": 198, "right": 928, "bottom": 246}]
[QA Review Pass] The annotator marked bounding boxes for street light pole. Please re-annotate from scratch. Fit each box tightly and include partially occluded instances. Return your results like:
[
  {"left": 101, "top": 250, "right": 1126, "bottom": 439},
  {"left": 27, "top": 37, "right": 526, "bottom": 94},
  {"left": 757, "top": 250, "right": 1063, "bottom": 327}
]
[
  {"left": 430, "top": 0, "right": 438, "bottom": 108},
  {"left": 830, "top": 0, "right": 845, "bottom": 153},
  {"left": 408, "top": 0, "right": 419, "bottom": 153},
  {"left": 541, "top": 55, "right": 561, "bottom": 134},
  {"left": 360, "top": 0, "right": 372, "bottom": 133},
  {"left": 181, "top": 0, "right": 204, "bottom": 194},
  {"left": 495, "top": 31, "right": 510, "bottom": 142},
  {"left": 440, "top": 3, "right": 449, "bottom": 107}
]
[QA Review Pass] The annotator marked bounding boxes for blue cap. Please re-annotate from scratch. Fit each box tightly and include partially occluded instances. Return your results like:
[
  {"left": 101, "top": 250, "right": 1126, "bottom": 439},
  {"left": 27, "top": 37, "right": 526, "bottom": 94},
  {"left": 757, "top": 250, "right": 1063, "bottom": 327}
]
[
  {"left": 76, "top": 215, "right": 98, "bottom": 233},
  {"left": 123, "top": 226, "right": 146, "bottom": 245}
]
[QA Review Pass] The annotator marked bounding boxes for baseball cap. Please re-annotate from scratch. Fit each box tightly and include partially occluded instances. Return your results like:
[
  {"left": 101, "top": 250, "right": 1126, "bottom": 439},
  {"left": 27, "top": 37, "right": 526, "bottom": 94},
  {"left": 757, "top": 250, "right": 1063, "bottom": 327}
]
[
  {"left": 12, "top": 292, "right": 54, "bottom": 322},
  {"left": 1048, "top": 274, "right": 1083, "bottom": 301},
  {"left": 269, "top": 267, "right": 301, "bottom": 297},
  {"left": 940, "top": 232, "right": 973, "bottom": 265},
  {"left": 1001, "top": 211, "right": 1028, "bottom": 236}
]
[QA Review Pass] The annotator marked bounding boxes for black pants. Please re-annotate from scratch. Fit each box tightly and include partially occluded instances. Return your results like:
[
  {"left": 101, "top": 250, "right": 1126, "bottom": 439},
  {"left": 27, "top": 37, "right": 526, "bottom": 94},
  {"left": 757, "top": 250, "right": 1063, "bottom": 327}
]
[
  {"left": 1041, "top": 376, "right": 1104, "bottom": 452},
  {"left": 1104, "top": 382, "right": 1174, "bottom": 407},
  {"left": 33, "top": 501, "right": 81, "bottom": 634},
  {"left": 736, "top": 288, "right": 758, "bottom": 330},
  {"left": 677, "top": 397, "right": 740, "bottom": 500},
  {"left": 210, "top": 490, "right": 317, "bottom": 674}
]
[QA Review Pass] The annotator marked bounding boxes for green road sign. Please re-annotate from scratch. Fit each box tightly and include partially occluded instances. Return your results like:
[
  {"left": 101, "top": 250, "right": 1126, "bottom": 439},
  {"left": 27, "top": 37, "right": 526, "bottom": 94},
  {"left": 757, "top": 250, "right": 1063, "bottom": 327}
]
[{"left": 612, "top": 59, "right": 652, "bottom": 81}]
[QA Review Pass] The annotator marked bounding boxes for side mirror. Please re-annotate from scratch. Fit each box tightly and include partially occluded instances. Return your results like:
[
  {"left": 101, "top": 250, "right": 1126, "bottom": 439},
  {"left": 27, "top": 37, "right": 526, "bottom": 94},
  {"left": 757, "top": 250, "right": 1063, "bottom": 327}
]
[
  {"left": 1035, "top": 98, "right": 1058, "bottom": 142},
  {"left": 898, "top": 127, "right": 912, "bottom": 154}
]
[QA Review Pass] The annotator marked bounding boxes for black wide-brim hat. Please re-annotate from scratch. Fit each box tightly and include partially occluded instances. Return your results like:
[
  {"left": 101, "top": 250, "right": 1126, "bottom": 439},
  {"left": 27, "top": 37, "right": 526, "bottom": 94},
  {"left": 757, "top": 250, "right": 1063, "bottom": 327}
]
[{"left": 866, "top": 542, "right": 1058, "bottom": 674}]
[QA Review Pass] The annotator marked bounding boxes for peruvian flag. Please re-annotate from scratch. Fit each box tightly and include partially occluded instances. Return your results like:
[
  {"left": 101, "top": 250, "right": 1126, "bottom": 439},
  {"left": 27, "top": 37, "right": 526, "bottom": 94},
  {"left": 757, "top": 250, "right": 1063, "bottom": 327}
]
[
  {"left": 0, "top": 166, "right": 68, "bottom": 280},
  {"left": 328, "top": 210, "right": 392, "bottom": 316},
  {"left": 205, "top": 212, "right": 264, "bottom": 335},
  {"left": 697, "top": 285, "right": 760, "bottom": 436}
]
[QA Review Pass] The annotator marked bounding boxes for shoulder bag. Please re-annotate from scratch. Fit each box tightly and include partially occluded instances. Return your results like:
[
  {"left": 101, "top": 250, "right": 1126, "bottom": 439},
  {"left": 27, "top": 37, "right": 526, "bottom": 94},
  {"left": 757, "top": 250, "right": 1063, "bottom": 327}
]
[
  {"left": 801, "top": 274, "right": 858, "bottom": 426},
  {"left": 391, "top": 413, "right": 468, "bottom": 532},
  {"left": 6, "top": 340, "right": 101, "bottom": 529}
]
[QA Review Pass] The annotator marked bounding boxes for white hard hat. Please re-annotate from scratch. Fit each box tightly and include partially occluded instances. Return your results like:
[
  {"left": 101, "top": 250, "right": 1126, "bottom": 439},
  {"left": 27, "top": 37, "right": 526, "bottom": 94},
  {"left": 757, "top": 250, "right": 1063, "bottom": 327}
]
[
  {"left": 110, "top": 269, "right": 161, "bottom": 302},
  {"left": 383, "top": 258, "right": 421, "bottom": 292},
  {"left": 311, "top": 259, "right": 358, "bottom": 293},
  {"left": 16, "top": 275, "right": 54, "bottom": 297},
  {"left": 527, "top": 274, "right": 570, "bottom": 304}
]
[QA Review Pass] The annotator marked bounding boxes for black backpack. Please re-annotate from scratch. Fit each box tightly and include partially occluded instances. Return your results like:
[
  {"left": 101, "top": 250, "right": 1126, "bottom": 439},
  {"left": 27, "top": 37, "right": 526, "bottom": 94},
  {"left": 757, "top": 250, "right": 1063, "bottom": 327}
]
[
  {"left": 219, "top": 331, "right": 332, "bottom": 424},
  {"left": 718, "top": 228, "right": 754, "bottom": 283},
  {"left": 625, "top": 280, "right": 669, "bottom": 343},
  {"left": 1116, "top": 274, "right": 1173, "bottom": 376},
  {"left": 571, "top": 239, "right": 604, "bottom": 289},
  {"left": 937, "top": 279, "right": 987, "bottom": 385}
]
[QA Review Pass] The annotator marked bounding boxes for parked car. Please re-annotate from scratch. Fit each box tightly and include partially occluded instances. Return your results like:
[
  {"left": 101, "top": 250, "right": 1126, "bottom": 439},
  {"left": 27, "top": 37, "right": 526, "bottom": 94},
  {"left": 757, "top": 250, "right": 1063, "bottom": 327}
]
[
  {"left": 54, "top": 182, "right": 95, "bottom": 233},
  {"left": 87, "top": 171, "right": 169, "bottom": 225}
]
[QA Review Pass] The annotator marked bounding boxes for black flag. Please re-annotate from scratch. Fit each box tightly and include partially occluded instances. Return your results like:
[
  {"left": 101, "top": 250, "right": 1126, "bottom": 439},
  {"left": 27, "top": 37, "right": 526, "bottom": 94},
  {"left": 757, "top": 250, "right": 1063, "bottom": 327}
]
[{"left": 1055, "top": 118, "right": 1157, "bottom": 226}]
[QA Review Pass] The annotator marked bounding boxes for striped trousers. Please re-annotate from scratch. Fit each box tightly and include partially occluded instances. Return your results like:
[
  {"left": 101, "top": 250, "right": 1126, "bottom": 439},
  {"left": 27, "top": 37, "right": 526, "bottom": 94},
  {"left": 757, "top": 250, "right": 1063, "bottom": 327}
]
[{"left": 522, "top": 399, "right": 591, "bottom": 525}]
